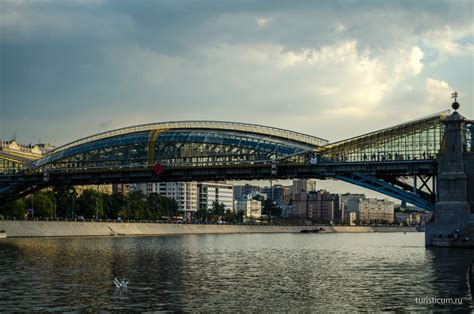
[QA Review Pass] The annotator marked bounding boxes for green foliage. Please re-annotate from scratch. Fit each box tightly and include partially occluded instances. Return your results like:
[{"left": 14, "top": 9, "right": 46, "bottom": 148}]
[
  {"left": 160, "top": 196, "right": 179, "bottom": 217},
  {"left": 235, "top": 210, "right": 244, "bottom": 223},
  {"left": 27, "top": 192, "right": 54, "bottom": 217},
  {"left": 196, "top": 207, "right": 209, "bottom": 222},
  {"left": 0, "top": 199, "right": 27, "bottom": 218},
  {"left": 147, "top": 193, "right": 162, "bottom": 218},
  {"left": 52, "top": 185, "right": 77, "bottom": 218},
  {"left": 223, "top": 209, "right": 236, "bottom": 223},
  {"left": 262, "top": 198, "right": 282, "bottom": 216},
  {"left": 212, "top": 201, "right": 226, "bottom": 216},
  {"left": 103, "top": 193, "right": 127, "bottom": 219},
  {"left": 76, "top": 190, "right": 104, "bottom": 218},
  {"left": 125, "top": 191, "right": 148, "bottom": 220},
  {"left": 2, "top": 188, "right": 182, "bottom": 220}
]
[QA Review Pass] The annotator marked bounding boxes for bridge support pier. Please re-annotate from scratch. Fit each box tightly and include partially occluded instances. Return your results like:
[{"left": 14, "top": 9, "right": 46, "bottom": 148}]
[{"left": 426, "top": 105, "right": 473, "bottom": 247}]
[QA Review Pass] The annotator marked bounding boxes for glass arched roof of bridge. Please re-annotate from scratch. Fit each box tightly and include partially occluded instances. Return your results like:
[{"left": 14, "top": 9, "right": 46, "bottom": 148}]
[
  {"left": 32, "top": 121, "right": 328, "bottom": 168},
  {"left": 53, "top": 121, "right": 328, "bottom": 152}
]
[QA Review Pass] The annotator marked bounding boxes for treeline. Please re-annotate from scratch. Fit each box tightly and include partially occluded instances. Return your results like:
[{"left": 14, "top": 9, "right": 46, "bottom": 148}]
[
  {"left": 0, "top": 186, "right": 179, "bottom": 220},
  {"left": 196, "top": 201, "right": 245, "bottom": 223},
  {"left": 1, "top": 186, "right": 284, "bottom": 222}
]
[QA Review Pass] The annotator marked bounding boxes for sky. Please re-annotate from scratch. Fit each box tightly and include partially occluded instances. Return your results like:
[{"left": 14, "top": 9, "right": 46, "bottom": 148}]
[
  {"left": 1, "top": 0, "right": 473, "bottom": 147},
  {"left": 1, "top": 0, "right": 473, "bottom": 199}
]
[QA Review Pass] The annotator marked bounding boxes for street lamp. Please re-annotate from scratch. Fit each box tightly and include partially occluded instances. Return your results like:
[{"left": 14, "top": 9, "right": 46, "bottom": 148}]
[
  {"left": 72, "top": 194, "right": 75, "bottom": 219},
  {"left": 31, "top": 194, "right": 34, "bottom": 219}
]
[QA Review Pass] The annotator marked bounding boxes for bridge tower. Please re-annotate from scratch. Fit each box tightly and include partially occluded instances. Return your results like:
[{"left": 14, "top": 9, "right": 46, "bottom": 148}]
[{"left": 426, "top": 95, "right": 473, "bottom": 247}]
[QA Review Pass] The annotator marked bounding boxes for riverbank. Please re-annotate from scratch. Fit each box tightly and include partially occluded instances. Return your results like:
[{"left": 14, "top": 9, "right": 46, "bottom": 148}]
[{"left": 0, "top": 221, "right": 418, "bottom": 238}]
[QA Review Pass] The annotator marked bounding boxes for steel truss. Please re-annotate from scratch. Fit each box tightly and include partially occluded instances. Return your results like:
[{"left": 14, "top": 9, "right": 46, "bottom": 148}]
[{"left": 335, "top": 172, "right": 434, "bottom": 210}]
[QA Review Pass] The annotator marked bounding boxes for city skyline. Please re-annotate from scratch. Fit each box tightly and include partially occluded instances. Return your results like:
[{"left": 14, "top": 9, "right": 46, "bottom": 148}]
[{"left": 1, "top": 0, "right": 473, "bottom": 146}]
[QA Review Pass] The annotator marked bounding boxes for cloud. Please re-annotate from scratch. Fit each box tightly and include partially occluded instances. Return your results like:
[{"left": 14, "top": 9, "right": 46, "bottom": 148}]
[
  {"left": 425, "top": 78, "right": 452, "bottom": 108},
  {"left": 422, "top": 25, "right": 474, "bottom": 62},
  {"left": 0, "top": 0, "right": 472, "bottom": 145},
  {"left": 255, "top": 17, "right": 269, "bottom": 27}
]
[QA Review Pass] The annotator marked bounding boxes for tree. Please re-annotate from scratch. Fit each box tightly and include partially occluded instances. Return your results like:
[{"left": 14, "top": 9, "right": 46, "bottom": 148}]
[
  {"left": 212, "top": 201, "right": 226, "bottom": 216},
  {"left": 125, "top": 190, "right": 148, "bottom": 220},
  {"left": 262, "top": 198, "right": 281, "bottom": 216},
  {"left": 236, "top": 210, "right": 244, "bottom": 223},
  {"left": 52, "top": 185, "right": 77, "bottom": 218},
  {"left": 147, "top": 193, "right": 161, "bottom": 219},
  {"left": 0, "top": 199, "right": 26, "bottom": 218},
  {"left": 162, "top": 197, "right": 179, "bottom": 217},
  {"left": 27, "top": 192, "right": 54, "bottom": 217},
  {"left": 223, "top": 209, "right": 236, "bottom": 223},
  {"left": 76, "top": 190, "right": 104, "bottom": 218},
  {"left": 104, "top": 193, "right": 127, "bottom": 219},
  {"left": 196, "top": 207, "right": 208, "bottom": 222}
]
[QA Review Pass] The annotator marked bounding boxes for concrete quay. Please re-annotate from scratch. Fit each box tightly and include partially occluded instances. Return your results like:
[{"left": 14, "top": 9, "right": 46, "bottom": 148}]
[{"left": 0, "top": 221, "right": 417, "bottom": 238}]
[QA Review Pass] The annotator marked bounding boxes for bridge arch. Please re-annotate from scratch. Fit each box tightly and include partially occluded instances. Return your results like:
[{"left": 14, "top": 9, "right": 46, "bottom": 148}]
[{"left": 32, "top": 121, "right": 327, "bottom": 169}]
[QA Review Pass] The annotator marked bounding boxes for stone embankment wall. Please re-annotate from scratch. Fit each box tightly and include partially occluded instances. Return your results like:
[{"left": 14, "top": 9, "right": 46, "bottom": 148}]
[{"left": 0, "top": 221, "right": 417, "bottom": 238}]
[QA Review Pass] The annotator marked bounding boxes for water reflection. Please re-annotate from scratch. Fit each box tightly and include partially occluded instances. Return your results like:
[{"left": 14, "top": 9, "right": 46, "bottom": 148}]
[
  {"left": 0, "top": 233, "right": 472, "bottom": 311},
  {"left": 426, "top": 247, "right": 474, "bottom": 310}
]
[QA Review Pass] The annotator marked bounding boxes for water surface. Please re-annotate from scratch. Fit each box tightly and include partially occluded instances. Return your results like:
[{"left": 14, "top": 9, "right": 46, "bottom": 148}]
[{"left": 0, "top": 233, "right": 472, "bottom": 311}]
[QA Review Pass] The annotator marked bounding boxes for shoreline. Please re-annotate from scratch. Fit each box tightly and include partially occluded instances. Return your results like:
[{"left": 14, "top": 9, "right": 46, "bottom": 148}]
[{"left": 0, "top": 221, "right": 418, "bottom": 238}]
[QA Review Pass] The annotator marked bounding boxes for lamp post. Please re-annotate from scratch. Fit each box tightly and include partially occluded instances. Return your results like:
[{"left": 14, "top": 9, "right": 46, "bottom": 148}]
[
  {"left": 72, "top": 194, "right": 75, "bottom": 219},
  {"left": 31, "top": 194, "right": 34, "bottom": 219}
]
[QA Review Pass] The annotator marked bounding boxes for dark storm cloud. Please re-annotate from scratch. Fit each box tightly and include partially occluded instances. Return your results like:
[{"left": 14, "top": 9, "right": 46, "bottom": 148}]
[{"left": 1, "top": 0, "right": 472, "bottom": 144}]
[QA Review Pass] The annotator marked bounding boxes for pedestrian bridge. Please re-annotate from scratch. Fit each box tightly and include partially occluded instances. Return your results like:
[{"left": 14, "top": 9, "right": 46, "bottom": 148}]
[
  {"left": 1, "top": 110, "right": 473, "bottom": 211},
  {"left": 26, "top": 111, "right": 455, "bottom": 169}
]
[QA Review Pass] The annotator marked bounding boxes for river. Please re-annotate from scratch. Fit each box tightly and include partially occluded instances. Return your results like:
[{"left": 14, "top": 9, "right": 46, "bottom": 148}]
[{"left": 0, "top": 233, "right": 472, "bottom": 311}]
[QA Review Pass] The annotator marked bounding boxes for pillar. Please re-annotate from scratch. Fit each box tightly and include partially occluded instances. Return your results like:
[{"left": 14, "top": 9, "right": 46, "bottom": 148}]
[{"left": 425, "top": 100, "right": 471, "bottom": 246}]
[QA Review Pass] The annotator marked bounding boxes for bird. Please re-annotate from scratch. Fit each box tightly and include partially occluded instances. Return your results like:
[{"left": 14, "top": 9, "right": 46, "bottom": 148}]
[{"left": 114, "top": 277, "right": 129, "bottom": 288}]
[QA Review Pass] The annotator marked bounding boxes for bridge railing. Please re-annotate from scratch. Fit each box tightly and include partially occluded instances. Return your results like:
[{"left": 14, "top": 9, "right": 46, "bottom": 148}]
[{"left": 1, "top": 151, "right": 440, "bottom": 176}]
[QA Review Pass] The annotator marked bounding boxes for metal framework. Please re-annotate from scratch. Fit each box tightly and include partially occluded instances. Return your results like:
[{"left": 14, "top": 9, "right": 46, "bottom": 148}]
[
  {"left": 336, "top": 172, "right": 434, "bottom": 209},
  {"left": 50, "top": 120, "right": 328, "bottom": 153},
  {"left": 317, "top": 111, "right": 449, "bottom": 162},
  {"left": 2, "top": 113, "right": 466, "bottom": 210},
  {"left": 32, "top": 128, "right": 319, "bottom": 169}
]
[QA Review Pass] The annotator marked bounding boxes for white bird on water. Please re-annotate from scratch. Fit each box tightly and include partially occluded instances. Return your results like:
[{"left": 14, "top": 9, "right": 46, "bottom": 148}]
[{"left": 114, "top": 277, "right": 129, "bottom": 288}]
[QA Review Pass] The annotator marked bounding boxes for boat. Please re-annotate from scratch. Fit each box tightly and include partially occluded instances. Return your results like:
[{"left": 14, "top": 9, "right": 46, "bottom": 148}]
[
  {"left": 0, "top": 230, "right": 6, "bottom": 239},
  {"left": 300, "top": 227, "right": 324, "bottom": 233}
]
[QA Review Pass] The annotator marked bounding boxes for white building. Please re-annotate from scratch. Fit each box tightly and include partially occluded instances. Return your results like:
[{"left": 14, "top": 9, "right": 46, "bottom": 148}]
[
  {"left": 234, "top": 195, "right": 262, "bottom": 219},
  {"left": 198, "top": 182, "right": 234, "bottom": 212},
  {"left": 341, "top": 194, "right": 394, "bottom": 224},
  {"left": 132, "top": 181, "right": 235, "bottom": 213},
  {"left": 359, "top": 199, "right": 395, "bottom": 224},
  {"left": 131, "top": 182, "right": 199, "bottom": 213},
  {"left": 159, "top": 182, "right": 198, "bottom": 213}
]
